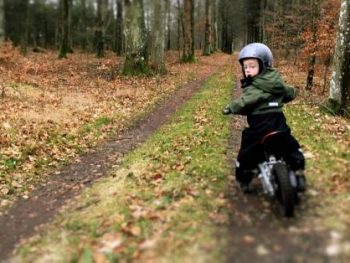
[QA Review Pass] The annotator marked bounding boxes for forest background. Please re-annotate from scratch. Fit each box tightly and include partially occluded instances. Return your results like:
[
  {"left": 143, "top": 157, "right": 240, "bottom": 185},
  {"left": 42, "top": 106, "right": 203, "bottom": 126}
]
[
  {"left": 0, "top": 0, "right": 349, "bottom": 219},
  {"left": 0, "top": 0, "right": 350, "bottom": 261},
  {"left": 1, "top": 0, "right": 349, "bottom": 108}
]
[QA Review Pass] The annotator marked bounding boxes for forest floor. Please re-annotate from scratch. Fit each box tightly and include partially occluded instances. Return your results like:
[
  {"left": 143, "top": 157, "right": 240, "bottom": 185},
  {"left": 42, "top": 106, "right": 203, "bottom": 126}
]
[{"left": 0, "top": 44, "right": 350, "bottom": 262}]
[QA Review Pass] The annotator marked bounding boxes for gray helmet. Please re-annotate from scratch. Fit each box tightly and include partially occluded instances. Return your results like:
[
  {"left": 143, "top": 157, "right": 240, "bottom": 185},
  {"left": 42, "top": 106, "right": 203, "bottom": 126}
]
[{"left": 238, "top": 43, "right": 273, "bottom": 71}]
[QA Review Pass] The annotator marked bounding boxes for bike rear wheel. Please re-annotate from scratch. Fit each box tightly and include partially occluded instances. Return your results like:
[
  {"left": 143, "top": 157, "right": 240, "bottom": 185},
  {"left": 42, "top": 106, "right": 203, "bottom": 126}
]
[{"left": 273, "top": 163, "right": 295, "bottom": 217}]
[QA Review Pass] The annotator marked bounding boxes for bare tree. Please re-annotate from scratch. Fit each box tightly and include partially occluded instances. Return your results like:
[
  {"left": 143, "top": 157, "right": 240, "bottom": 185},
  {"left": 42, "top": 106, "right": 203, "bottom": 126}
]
[{"left": 329, "top": 0, "right": 350, "bottom": 115}]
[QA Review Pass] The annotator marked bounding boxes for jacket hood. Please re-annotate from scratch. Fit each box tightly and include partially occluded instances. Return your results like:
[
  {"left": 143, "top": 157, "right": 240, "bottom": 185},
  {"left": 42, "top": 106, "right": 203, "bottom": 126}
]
[{"left": 252, "top": 68, "right": 287, "bottom": 95}]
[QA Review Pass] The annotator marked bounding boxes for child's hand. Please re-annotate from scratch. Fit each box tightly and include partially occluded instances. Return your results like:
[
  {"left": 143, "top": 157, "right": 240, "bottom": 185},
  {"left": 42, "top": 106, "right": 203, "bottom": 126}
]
[{"left": 223, "top": 106, "right": 231, "bottom": 115}]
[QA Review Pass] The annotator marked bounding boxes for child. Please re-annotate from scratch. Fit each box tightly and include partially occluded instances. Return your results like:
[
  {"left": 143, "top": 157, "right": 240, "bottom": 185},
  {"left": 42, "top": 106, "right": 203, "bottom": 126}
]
[{"left": 223, "top": 42, "right": 306, "bottom": 193}]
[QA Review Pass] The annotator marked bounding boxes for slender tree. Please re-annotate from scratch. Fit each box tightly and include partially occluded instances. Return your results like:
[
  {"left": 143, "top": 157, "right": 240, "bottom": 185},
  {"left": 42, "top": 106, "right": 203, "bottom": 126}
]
[
  {"left": 305, "top": 0, "right": 320, "bottom": 90},
  {"left": 182, "top": 0, "right": 195, "bottom": 62},
  {"left": 58, "top": 0, "right": 71, "bottom": 58},
  {"left": 329, "top": 0, "right": 350, "bottom": 115},
  {"left": 177, "top": 0, "right": 183, "bottom": 56},
  {"left": 79, "top": 0, "right": 88, "bottom": 51},
  {"left": 166, "top": 0, "right": 171, "bottom": 50},
  {"left": 19, "top": 0, "right": 29, "bottom": 55},
  {"left": 115, "top": 0, "right": 123, "bottom": 55},
  {"left": 95, "top": 0, "right": 105, "bottom": 57},
  {"left": 245, "top": 0, "right": 263, "bottom": 43},
  {"left": 211, "top": 0, "right": 218, "bottom": 52},
  {"left": 203, "top": 0, "right": 212, "bottom": 55}
]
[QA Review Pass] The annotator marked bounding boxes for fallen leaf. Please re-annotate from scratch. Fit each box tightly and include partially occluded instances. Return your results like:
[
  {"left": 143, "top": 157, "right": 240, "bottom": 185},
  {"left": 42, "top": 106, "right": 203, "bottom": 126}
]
[
  {"left": 130, "top": 225, "right": 141, "bottom": 236},
  {"left": 243, "top": 235, "right": 255, "bottom": 244},
  {"left": 256, "top": 244, "right": 269, "bottom": 255},
  {"left": 97, "top": 233, "right": 123, "bottom": 254}
]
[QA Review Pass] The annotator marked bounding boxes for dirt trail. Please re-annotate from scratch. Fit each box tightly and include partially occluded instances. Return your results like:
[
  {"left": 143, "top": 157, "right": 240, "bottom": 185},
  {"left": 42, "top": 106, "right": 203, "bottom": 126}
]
[
  {"left": 0, "top": 66, "right": 222, "bottom": 260},
  {"left": 224, "top": 80, "right": 337, "bottom": 263}
]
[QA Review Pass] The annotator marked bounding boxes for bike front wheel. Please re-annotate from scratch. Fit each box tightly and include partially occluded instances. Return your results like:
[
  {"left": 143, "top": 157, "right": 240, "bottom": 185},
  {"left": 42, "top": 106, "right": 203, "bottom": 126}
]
[{"left": 273, "top": 163, "right": 295, "bottom": 217}]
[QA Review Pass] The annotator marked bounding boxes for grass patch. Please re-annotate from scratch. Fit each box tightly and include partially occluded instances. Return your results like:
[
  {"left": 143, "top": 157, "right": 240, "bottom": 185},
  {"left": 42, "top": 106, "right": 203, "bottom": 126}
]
[
  {"left": 285, "top": 103, "right": 350, "bottom": 230},
  {"left": 16, "top": 65, "right": 235, "bottom": 262},
  {"left": 80, "top": 116, "right": 113, "bottom": 134}
]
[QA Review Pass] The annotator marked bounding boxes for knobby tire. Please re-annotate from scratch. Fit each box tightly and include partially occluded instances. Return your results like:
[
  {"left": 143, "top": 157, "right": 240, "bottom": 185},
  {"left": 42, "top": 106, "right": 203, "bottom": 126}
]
[{"left": 273, "top": 163, "right": 295, "bottom": 217}]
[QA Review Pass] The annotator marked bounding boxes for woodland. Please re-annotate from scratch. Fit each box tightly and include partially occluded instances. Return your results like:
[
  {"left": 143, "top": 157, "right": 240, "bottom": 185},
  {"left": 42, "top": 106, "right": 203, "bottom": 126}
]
[{"left": 0, "top": 0, "right": 350, "bottom": 262}]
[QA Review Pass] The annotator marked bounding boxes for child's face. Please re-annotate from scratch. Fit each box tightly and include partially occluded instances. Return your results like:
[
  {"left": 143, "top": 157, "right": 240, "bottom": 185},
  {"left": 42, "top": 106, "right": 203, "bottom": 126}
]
[{"left": 243, "top": 59, "right": 260, "bottom": 78}]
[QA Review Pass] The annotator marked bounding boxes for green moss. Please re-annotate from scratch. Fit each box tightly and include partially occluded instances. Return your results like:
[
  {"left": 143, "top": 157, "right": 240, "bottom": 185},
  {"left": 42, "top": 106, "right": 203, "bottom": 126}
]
[{"left": 122, "top": 56, "right": 151, "bottom": 76}]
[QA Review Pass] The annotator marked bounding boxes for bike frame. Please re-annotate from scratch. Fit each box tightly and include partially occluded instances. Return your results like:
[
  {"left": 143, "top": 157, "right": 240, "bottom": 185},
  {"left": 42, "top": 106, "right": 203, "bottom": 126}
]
[
  {"left": 257, "top": 131, "right": 297, "bottom": 197},
  {"left": 258, "top": 156, "right": 280, "bottom": 196}
]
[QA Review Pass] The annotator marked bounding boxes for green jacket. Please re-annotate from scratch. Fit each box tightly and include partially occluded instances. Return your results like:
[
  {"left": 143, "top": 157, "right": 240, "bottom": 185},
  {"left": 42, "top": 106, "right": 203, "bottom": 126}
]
[{"left": 228, "top": 68, "right": 296, "bottom": 115}]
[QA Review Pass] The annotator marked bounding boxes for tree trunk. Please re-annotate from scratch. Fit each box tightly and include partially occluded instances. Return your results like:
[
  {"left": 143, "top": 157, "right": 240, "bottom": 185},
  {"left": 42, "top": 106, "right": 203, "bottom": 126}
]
[
  {"left": 329, "top": 0, "right": 350, "bottom": 115},
  {"left": 0, "top": 0, "right": 4, "bottom": 44},
  {"left": 190, "top": 0, "right": 195, "bottom": 57},
  {"left": 166, "top": 0, "right": 171, "bottom": 50},
  {"left": 67, "top": 0, "right": 73, "bottom": 53},
  {"left": 203, "top": 0, "right": 212, "bottom": 55},
  {"left": 305, "top": 0, "right": 319, "bottom": 90},
  {"left": 212, "top": 0, "right": 218, "bottom": 52},
  {"left": 80, "top": 0, "right": 88, "bottom": 51},
  {"left": 115, "top": 0, "right": 123, "bottom": 55},
  {"left": 150, "top": 0, "right": 166, "bottom": 74},
  {"left": 177, "top": 0, "right": 183, "bottom": 57},
  {"left": 259, "top": 0, "right": 267, "bottom": 42},
  {"left": 219, "top": 0, "right": 237, "bottom": 54},
  {"left": 182, "top": 0, "right": 195, "bottom": 62},
  {"left": 246, "top": 0, "right": 261, "bottom": 43},
  {"left": 122, "top": 0, "right": 149, "bottom": 75},
  {"left": 59, "top": 0, "right": 70, "bottom": 58},
  {"left": 138, "top": 0, "right": 148, "bottom": 62},
  {"left": 95, "top": 0, "right": 105, "bottom": 58},
  {"left": 20, "top": 0, "right": 29, "bottom": 55}
]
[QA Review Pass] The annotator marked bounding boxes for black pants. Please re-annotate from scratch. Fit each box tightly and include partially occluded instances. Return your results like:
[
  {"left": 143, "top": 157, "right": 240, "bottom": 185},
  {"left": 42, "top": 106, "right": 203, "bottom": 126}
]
[{"left": 235, "top": 112, "right": 305, "bottom": 184}]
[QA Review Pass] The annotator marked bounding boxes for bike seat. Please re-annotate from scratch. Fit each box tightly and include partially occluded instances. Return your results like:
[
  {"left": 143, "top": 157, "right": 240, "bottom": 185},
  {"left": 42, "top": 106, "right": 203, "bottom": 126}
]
[
  {"left": 261, "top": 131, "right": 287, "bottom": 156},
  {"left": 261, "top": 131, "right": 285, "bottom": 145}
]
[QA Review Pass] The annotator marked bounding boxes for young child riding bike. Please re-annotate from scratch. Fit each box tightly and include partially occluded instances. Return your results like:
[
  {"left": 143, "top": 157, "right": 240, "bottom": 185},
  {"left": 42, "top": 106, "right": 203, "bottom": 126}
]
[{"left": 223, "top": 43, "right": 306, "bottom": 193}]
